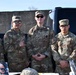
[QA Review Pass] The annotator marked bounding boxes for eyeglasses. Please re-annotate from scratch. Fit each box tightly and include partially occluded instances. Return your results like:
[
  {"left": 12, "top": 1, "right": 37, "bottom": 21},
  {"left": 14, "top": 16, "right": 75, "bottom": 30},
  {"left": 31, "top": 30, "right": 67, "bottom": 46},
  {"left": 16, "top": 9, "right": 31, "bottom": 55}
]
[
  {"left": 0, "top": 68, "right": 5, "bottom": 71},
  {"left": 36, "top": 15, "right": 44, "bottom": 18}
]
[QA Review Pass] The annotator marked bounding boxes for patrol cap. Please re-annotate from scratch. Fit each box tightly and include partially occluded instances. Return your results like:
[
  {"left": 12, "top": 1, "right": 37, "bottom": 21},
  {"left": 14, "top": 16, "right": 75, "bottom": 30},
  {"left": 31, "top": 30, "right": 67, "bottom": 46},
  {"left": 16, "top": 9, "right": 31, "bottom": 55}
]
[
  {"left": 59, "top": 19, "right": 69, "bottom": 26},
  {"left": 12, "top": 15, "right": 21, "bottom": 22},
  {"left": 35, "top": 10, "right": 45, "bottom": 16},
  {"left": 20, "top": 68, "right": 39, "bottom": 75}
]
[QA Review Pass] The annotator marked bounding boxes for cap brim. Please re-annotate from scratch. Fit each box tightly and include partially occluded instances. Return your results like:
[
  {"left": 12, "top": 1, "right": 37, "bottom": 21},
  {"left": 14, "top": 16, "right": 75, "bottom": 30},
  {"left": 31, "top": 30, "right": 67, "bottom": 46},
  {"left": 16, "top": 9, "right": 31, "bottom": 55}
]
[
  {"left": 13, "top": 19, "right": 21, "bottom": 21},
  {"left": 35, "top": 13, "right": 44, "bottom": 16}
]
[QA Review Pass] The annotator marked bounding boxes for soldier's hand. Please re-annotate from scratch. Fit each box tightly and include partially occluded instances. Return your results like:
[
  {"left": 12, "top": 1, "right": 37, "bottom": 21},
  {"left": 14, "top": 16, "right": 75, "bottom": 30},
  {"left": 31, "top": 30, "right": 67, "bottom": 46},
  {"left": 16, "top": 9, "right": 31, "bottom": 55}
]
[
  {"left": 59, "top": 60, "right": 69, "bottom": 68},
  {"left": 36, "top": 54, "right": 46, "bottom": 61},
  {"left": 32, "top": 54, "right": 45, "bottom": 61},
  {"left": 32, "top": 54, "right": 38, "bottom": 59},
  {"left": 32, "top": 54, "right": 41, "bottom": 61}
]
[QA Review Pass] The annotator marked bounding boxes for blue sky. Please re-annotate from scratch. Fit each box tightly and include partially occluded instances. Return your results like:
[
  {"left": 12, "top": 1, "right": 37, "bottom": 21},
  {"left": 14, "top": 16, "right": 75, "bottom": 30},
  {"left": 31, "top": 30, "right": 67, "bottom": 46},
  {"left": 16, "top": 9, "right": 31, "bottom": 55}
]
[
  {"left": 0, "top": 0, "right": 76, "bottom": 19},
  {"left": 0, "top": 0, "right": 76, "bottom": 11}
]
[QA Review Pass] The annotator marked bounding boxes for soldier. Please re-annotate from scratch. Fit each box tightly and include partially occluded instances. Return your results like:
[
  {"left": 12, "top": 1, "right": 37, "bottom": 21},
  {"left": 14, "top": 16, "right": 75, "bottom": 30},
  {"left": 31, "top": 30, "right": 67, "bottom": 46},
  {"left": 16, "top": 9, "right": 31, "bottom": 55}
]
[
  {"left": 51, "top": 19, "right": 76, "bottom": 75},
  {"left": 20, "top": 67, "right": 39, "bottom": 75},
  {"left": 27, "top": 10, "right": 55, "bottom": 72},
  {"left": 3, "top": 15, "right": 29, "bottom": 72}
]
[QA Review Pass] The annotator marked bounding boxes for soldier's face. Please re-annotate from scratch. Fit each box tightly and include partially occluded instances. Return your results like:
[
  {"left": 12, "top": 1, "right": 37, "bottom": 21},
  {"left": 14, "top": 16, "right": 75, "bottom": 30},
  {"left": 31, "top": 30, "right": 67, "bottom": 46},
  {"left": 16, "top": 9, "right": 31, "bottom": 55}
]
[
  {"left": 12, "top": 20, "right": 22, "bottom": 29},
  {"left": 35, "top": 14, "right": 45, "bottom": 26},
  {"left": 59, "top": 25, "right": 70, "bottom": 34}
]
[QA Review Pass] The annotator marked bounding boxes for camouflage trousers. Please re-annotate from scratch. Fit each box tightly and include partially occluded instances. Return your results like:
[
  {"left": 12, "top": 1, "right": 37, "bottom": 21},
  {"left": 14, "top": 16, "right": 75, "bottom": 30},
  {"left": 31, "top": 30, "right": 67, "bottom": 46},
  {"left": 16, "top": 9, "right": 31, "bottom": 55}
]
[
  {"left": 31, "top": 58, "right": 53, "bottom": 72},
  {"left": 9, "top": 61, "right": 29, "bottom": 72},
  {"left": 55, "top": 65, "right": 71, "bottom": 75}
]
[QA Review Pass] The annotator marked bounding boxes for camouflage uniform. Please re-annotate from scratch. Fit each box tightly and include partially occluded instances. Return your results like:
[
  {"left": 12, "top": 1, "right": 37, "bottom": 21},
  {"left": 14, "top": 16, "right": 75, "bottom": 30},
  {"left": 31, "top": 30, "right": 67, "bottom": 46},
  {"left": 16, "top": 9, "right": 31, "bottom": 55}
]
[
  {"left": 0, "top": 38, "right": 4, "bottom": 62},
  {"left": 20, "top": 67, "right": 39, "bottom": 75},
  {"left": 51, "top": 32, "right": 76, "bottom": 75},
  {"left": 27, "top": 25, "right": 54, "bottom": 72},
  {"left": 3, "top": 29, "right": 29, "bottom": 72}
]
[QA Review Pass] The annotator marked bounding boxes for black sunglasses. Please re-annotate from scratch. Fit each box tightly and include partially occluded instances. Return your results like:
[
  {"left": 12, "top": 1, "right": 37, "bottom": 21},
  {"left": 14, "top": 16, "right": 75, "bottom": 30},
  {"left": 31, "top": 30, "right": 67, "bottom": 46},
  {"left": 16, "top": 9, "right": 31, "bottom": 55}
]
[
  {"left": 36, "top": 15, "right": 44, "bottom": 18},
  {"left": 13, "top": 20, "right": 22, "bottom": 24}
]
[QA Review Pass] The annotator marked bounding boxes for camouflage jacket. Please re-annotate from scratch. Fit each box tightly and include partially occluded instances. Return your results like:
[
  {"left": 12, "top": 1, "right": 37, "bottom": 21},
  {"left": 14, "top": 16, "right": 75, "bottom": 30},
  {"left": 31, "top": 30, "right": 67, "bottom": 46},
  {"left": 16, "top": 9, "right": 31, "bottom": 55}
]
[
  {"left": 51, "top": 32, "right": 76, "bottom": 63},
  {"left": 3, "top": 29, "right": 29, "bottom": 71},
  {"left": 27, "top": 25, "right": 55, "bottom": 58}
]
